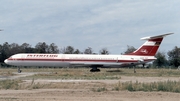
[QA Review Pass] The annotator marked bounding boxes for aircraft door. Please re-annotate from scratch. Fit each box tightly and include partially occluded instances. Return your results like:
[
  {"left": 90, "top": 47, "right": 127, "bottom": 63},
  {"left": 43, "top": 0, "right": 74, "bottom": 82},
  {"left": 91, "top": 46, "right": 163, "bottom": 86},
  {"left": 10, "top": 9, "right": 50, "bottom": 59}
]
[
  {"left": 61, "top": 55, "right": 65, "bottom": 61},
  {"left": 21, "top": 55, "right": 25, "bottom": 61},
  {"left": 116, "top": 57, "right": 118, "bottom": 63}
]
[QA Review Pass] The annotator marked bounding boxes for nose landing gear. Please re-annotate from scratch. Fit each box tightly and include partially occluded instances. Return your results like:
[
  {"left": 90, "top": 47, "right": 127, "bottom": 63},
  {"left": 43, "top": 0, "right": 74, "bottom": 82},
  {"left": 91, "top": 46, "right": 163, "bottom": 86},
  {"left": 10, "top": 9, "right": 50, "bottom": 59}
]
[{"left": 18, "top": 67, "right": 22, "bottom": 73}]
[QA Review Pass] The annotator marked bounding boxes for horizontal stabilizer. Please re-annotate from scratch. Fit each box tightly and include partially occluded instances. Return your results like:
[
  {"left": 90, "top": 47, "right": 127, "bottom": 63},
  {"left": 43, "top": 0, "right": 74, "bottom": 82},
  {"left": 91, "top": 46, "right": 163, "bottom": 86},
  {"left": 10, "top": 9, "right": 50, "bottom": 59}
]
[{"left": 141, "top": 33, "right": 173, "bottom": 40}]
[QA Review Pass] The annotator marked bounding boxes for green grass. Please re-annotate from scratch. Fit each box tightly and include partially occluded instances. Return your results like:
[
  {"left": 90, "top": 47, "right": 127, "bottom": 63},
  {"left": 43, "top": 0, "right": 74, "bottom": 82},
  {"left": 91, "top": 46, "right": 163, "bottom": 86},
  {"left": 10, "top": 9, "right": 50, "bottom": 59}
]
[
  {"left": 0, "top": 79, "right": 22, "bottom": 90},
  {"left": 0, "top": 79, "right": 51, "bottom": 90},
  {"left": 111, "top": 80, "right": 180, "bottom": 93},
  {"left": 18, "top": 68, "right": 122, "bottom": 80},
  {"left": 1, "top": 68, "right": 180, "bottom": 80},
  {"left": 1, "top": 67, "right": 180, "bottom": 93},
  {"left": 2, "top": 79, "right": 180, "bottom": 93},
  {"left": 22, "top": 68, "right": 180, "bottom": 80},
  {"left": 92, "top": 87, "right": 108, "bottom": 92},
  {"left": 1, "top": 68, "right": 180, "bottom": 93}
]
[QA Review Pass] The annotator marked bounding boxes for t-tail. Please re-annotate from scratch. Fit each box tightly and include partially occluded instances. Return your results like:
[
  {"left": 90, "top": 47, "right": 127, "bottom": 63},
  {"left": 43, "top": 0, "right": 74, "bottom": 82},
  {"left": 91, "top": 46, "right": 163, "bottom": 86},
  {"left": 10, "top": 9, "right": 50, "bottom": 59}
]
[{"left": 126, "top": 33, "right": 173, "bottom": 56}]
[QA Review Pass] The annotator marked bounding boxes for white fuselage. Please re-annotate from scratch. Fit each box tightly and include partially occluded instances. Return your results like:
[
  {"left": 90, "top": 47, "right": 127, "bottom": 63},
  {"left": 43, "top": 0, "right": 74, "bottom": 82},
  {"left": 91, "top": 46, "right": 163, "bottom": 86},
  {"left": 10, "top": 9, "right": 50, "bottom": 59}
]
[{"left": 4, "top": 53, "right": 156, "bottom": 68}]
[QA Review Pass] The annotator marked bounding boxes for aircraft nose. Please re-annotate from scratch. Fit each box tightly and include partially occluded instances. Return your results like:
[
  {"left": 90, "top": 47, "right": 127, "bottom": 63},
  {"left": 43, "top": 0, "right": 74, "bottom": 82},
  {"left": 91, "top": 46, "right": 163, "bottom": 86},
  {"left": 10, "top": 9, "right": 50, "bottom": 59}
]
[{"left": 4, "top": 59, "right": 8, "bottom": 64}]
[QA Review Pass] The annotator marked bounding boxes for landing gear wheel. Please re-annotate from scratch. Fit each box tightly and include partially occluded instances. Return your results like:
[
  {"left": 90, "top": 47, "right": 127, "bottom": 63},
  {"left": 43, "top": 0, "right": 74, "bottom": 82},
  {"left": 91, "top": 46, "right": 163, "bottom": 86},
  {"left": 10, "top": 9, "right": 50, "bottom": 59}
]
[
  {"left": 90, "top": 68, "right": 100, "bottom": 72},
  {"left": 142, "top": 64, "right": 145, "bottom": 68},
  {"left": 97, "top": 69, "right": 100, "bottom": 72},
  {"left": 90, "top": 69, "right": 94, "bottom": 72},
  {"left": 18, "top": 67, "right": 22, "bottom": 73}
]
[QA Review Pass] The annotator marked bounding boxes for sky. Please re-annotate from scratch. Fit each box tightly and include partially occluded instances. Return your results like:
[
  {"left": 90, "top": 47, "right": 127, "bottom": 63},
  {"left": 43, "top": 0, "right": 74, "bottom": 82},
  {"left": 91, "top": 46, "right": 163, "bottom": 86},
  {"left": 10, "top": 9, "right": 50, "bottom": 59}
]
[{"left": 0, "top": 0, "right": 179, "bottom": 54}]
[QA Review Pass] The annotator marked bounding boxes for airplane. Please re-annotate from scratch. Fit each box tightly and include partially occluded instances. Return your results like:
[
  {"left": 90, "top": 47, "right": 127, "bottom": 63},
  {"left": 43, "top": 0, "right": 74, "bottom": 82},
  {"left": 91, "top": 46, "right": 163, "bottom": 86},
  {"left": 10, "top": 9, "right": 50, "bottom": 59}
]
[{"left": 4, "top": 33, "right": 173, "bottom": 73}]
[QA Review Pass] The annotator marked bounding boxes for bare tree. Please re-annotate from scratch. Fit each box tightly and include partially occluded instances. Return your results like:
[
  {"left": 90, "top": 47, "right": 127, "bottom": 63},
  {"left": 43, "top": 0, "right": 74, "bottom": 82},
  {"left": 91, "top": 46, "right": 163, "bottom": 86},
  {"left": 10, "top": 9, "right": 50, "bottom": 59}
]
[
  {"left": 123, "top": 45, "right": 136, "bottom": 54},
  {"left": 74, "top": 49, "right": 81, "bottom": 54},
  {"left": 9, "top": 43, "right": 22, "bottom": 55},
  {"left": 99, "top": 48, "right": 109, "bottom": 55},
  {"left": 84, "top": 47, "right": 93, "bottom": 54},
  {"left": 21, "top": 43, "right": 35, "bottom": 53},
  {"left": 35, "top": 42, "right": 49, "bottom": 53},
  {"left": 60, "top": 46, "right": 74, "bottom": 54},
  {"left": 48, "top": 43, "right": 59, "bottom": 53}
]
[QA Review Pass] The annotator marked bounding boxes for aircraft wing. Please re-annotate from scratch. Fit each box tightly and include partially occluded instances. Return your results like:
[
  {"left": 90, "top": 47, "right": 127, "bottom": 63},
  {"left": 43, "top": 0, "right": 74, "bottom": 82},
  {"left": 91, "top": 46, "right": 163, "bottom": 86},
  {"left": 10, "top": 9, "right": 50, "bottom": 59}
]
[{"left": 69, "top": 62, "right": 124, "bottom": 68}]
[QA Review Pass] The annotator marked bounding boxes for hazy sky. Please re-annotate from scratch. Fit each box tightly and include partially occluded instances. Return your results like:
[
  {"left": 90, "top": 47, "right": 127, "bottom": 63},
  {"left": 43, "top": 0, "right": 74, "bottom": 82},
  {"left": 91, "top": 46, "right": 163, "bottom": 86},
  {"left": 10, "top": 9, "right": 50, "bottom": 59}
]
[{"left": 0, "top": 0, "right": 179, "bottom": 54}]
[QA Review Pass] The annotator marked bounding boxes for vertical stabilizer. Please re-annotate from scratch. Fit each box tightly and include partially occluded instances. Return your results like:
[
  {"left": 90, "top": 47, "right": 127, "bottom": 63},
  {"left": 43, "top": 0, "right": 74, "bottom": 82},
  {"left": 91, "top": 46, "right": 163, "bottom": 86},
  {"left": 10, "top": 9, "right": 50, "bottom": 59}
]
[{"left": 126, "top": 33, "right": 173, "bottom": 56}]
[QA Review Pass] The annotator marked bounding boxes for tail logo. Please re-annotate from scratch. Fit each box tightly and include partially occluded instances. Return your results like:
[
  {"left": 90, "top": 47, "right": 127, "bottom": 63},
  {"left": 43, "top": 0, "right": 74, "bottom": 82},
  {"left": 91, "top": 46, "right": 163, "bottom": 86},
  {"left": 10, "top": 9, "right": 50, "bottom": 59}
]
[{"left": 140, "top": 49, "right": 148, "bottom": 54}]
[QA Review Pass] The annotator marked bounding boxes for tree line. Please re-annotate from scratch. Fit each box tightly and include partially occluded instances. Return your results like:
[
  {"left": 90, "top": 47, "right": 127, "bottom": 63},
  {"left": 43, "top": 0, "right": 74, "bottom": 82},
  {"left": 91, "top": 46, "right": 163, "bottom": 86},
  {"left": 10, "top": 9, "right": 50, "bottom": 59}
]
[
  {"left": 0, "top": 42, "right": 109, "bottom": 63},
  {"left": 0, "top": 42, "right": 180, "bottom": 68}
]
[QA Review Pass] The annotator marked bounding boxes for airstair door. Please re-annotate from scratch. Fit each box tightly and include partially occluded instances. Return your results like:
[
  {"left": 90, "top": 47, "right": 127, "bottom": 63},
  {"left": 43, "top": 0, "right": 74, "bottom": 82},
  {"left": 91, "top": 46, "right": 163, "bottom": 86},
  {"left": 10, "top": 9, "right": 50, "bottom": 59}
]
[{"left": 21, "top": 54, "right": 25, "bottom": 61}]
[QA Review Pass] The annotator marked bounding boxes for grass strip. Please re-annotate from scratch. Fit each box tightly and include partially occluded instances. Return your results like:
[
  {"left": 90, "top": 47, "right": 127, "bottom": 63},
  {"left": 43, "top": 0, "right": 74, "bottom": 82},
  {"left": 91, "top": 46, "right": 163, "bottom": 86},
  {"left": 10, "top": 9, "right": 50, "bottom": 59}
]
[{"left": 113, "top": 80, "right": 180, "bottom": 93}]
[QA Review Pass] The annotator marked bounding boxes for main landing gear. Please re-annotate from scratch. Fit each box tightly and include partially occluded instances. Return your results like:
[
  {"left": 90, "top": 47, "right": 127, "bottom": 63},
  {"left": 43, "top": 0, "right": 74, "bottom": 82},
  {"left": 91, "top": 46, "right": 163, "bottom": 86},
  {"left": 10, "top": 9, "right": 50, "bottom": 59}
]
[
  {"left": 130, "top": 63, "right": 136, "bottom": 73},
  {"left": 132, "top": 63, "right": 145, "bottom": 73},
  {"left": 133, "top": 66, "right": 136, "bottom": 73},
  {"left": 90, "top": 67, "right": 100, "bottom": 72},
  {"left": 18, "top": 67, "right": 22, "bottom": 73}
]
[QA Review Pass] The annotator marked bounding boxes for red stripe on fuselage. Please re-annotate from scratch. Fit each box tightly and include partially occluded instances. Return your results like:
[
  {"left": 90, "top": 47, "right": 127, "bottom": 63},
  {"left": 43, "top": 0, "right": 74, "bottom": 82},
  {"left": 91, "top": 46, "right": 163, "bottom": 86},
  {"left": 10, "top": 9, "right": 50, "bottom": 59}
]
[{"left": 7, "top": 58, "right": 155, "bottom": 63}]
